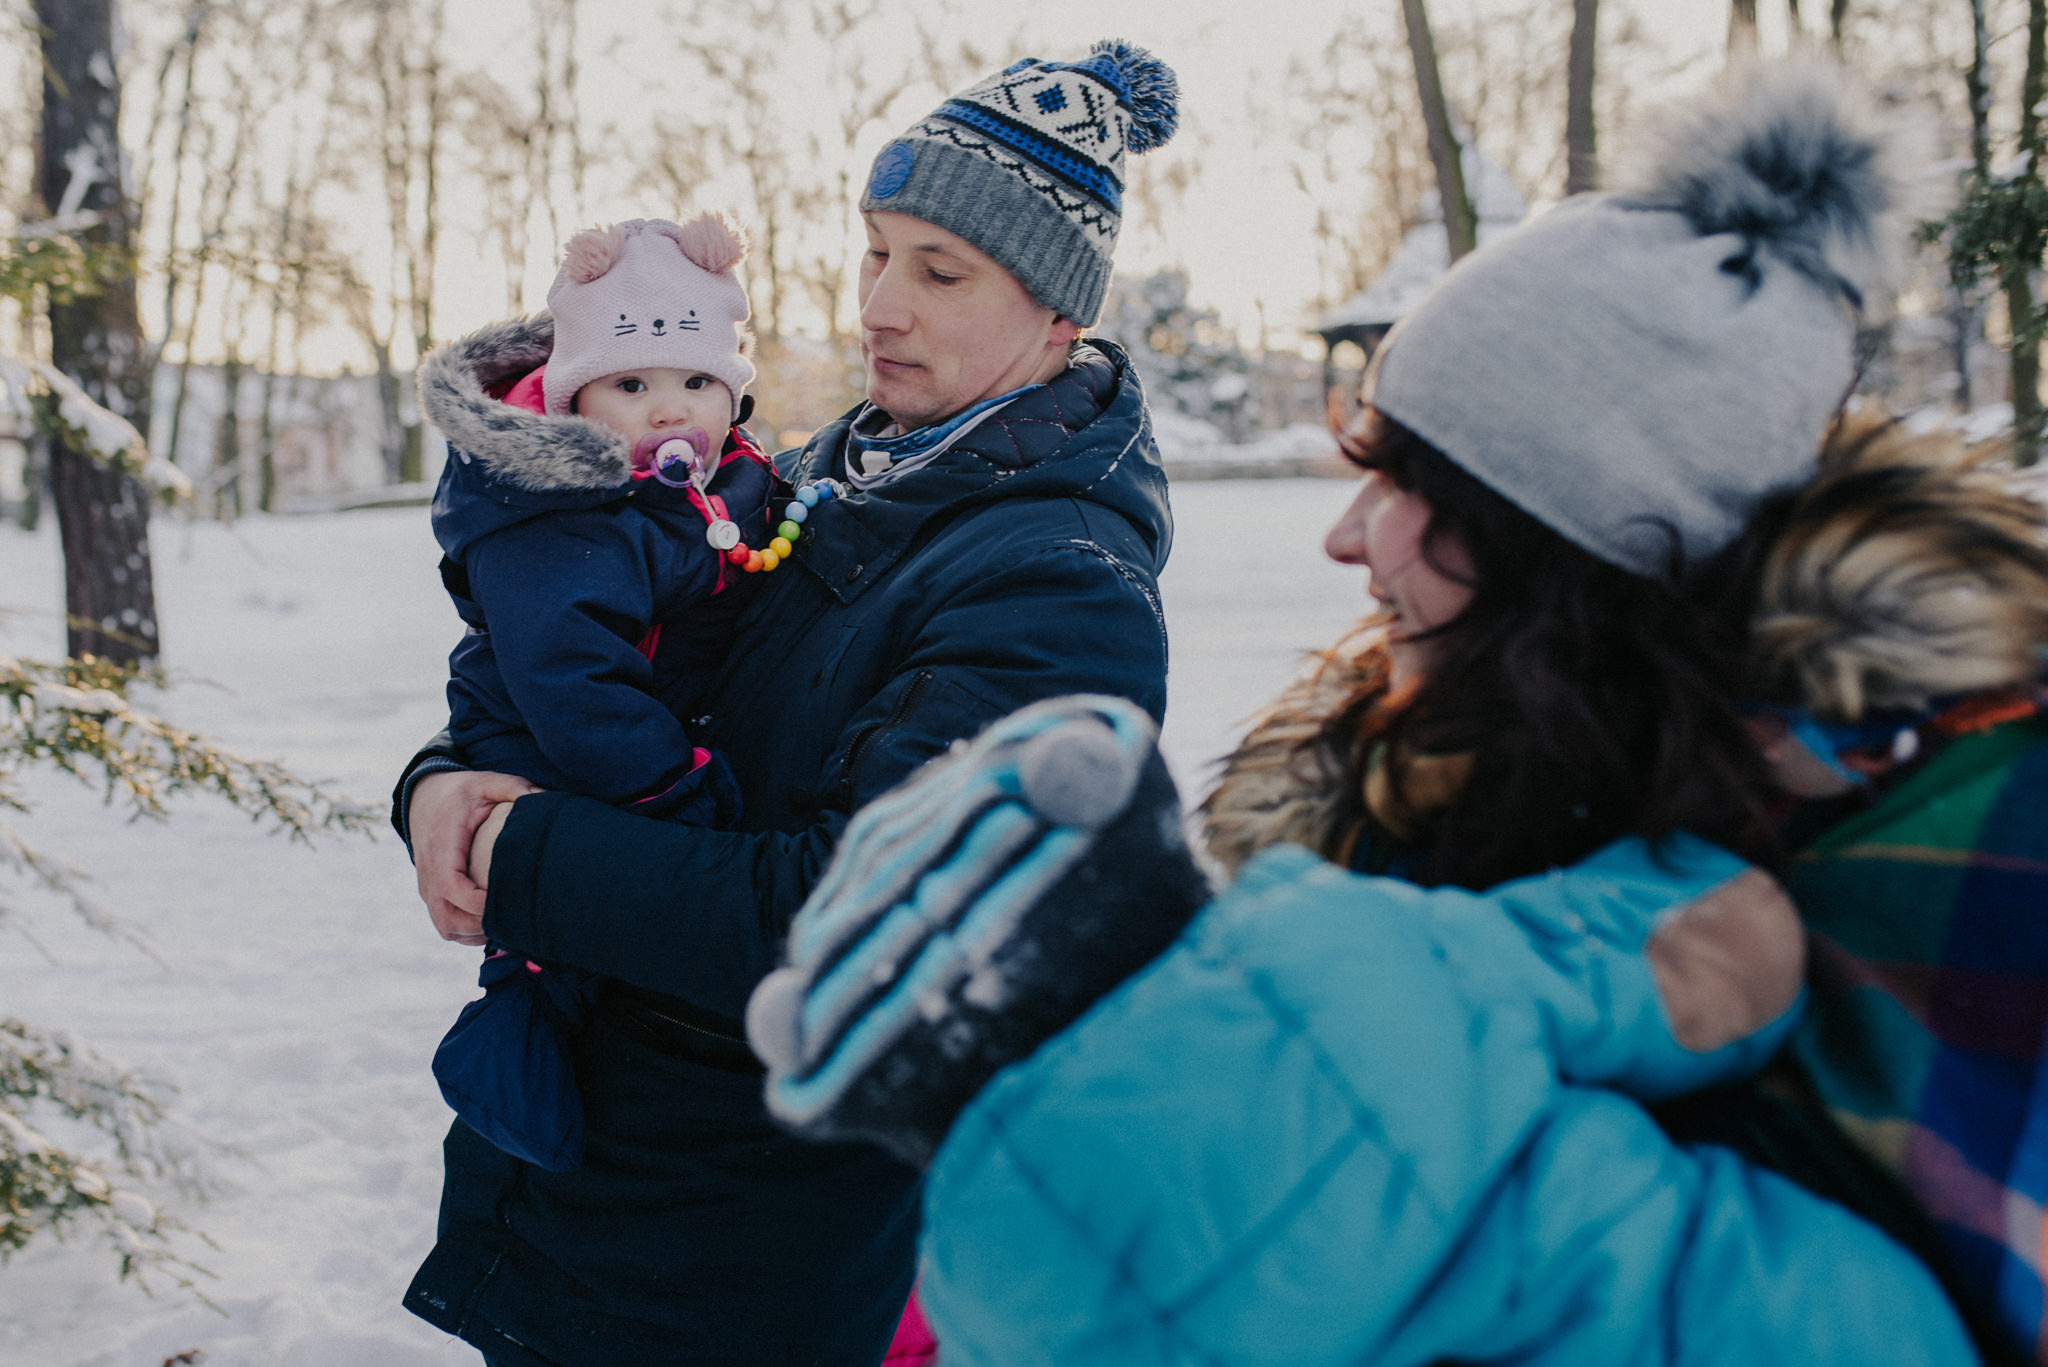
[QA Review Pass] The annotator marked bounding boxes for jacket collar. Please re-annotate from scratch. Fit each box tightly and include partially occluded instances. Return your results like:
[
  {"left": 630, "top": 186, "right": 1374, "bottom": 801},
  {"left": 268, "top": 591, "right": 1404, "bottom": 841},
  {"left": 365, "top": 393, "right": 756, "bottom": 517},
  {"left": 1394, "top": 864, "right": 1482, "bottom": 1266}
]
[{"left": 780, "top": 342, "right": 1159, "bottom": 605}]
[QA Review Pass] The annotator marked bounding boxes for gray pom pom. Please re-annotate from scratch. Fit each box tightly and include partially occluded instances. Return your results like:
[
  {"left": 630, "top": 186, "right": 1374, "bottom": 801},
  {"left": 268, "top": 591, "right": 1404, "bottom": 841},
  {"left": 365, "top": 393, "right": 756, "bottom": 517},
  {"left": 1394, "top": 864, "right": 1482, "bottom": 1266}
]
[
  {"left": 1017, "top": 718, "right": 1141, "bottom": 829},
  {"left": 1618, "top": 63, "right": 1909, "bottom": 309}
]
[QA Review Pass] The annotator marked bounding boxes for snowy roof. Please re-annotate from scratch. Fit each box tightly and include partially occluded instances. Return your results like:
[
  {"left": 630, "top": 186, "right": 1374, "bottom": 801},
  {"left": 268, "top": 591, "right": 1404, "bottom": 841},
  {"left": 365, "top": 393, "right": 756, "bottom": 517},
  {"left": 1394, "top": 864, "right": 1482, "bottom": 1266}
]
[{"left": 1317, "top": 147, "right": 1526, "bottom": 334}]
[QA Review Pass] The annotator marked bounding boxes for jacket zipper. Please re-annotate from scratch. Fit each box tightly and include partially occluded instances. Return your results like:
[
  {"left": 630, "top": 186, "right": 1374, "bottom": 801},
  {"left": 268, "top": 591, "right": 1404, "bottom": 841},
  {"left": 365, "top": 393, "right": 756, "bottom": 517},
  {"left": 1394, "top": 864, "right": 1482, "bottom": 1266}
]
[
  {"left": 633, "top": 999, "right": 749, "bottom": 1045},
  {"left": 839, "top": 668, "right": 936, "bottom": 806}
]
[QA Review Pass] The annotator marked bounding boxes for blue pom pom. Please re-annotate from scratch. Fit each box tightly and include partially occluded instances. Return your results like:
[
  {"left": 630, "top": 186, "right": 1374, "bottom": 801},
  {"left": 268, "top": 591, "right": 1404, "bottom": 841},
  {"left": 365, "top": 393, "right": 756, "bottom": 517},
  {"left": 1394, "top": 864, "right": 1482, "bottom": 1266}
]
[{"left": 1090, "top": 38, "right": 1178, "bottom": 155}]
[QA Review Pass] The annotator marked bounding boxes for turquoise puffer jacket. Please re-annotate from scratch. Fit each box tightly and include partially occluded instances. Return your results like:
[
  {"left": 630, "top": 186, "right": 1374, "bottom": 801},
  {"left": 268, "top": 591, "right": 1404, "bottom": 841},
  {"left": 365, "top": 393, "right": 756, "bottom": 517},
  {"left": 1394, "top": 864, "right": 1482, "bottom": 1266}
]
[{"left": 917, "top": 837, "right": 1977, "bottom": 1366}]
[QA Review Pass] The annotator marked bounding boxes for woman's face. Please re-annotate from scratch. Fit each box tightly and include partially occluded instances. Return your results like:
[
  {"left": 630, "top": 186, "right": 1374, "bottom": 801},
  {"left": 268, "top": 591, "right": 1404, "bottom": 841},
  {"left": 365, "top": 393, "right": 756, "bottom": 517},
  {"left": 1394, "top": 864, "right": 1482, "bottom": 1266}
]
[{"left": 1325, "top": 472, "right": 1476, "bottom": 687}]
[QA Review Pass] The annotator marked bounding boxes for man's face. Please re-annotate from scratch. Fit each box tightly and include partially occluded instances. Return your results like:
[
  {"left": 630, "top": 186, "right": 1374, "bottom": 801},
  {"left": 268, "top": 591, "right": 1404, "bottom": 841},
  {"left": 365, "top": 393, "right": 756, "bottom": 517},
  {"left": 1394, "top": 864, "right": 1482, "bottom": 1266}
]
[{"left": 857, "top": 211, "right": 1077, "bottom": 430}]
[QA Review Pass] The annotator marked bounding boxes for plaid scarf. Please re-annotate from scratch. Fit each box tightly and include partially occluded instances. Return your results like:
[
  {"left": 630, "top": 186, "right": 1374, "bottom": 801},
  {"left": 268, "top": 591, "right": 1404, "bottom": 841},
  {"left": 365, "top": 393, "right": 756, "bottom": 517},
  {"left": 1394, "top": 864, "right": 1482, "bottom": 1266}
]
[{"left": 1787, "top": 685, "right": 2048, "bottom": 1363}]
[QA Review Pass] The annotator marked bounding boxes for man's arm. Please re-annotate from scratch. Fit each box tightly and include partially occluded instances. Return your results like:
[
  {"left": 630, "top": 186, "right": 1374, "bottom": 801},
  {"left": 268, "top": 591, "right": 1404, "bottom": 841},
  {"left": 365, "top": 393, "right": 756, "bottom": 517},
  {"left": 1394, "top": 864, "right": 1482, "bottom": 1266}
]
[{"left": 480, "top": 541, "right": 1169, "bottom": 1019}]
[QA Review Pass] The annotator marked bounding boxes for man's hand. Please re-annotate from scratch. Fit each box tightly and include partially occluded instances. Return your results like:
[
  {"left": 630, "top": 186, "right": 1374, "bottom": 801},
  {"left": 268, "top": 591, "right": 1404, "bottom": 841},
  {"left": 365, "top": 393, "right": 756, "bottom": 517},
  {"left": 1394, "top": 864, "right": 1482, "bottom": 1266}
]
[{"left": 411, "top": 770, "right": 542, "bottom": 945}]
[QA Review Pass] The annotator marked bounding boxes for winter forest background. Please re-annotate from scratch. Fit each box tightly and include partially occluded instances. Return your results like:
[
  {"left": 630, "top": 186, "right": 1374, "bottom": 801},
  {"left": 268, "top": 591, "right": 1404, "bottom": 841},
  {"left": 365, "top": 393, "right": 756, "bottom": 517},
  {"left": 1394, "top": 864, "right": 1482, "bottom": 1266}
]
[{"left": 4, "top": 1, "right": 2048, "bottom": 1363}]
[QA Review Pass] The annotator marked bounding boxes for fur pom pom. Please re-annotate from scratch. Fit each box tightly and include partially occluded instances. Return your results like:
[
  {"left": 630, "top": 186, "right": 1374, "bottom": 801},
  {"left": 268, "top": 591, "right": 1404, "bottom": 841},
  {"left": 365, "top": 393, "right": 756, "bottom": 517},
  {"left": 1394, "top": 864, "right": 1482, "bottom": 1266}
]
[
  {"left": 672, "top": 211, "right": 748, "bottom": 274},
  {"left": 1090, "top": 38, "right": 1178, "bottom": 155},
  {"left": 561, "top": 224, "right": 625, "bottom": 283},
  {"left": 1617, "top": 63, "right": 1914, "bottom": 309},
  {"left": 1752, "top": 409, "right": 2048, "bottom": 720}
]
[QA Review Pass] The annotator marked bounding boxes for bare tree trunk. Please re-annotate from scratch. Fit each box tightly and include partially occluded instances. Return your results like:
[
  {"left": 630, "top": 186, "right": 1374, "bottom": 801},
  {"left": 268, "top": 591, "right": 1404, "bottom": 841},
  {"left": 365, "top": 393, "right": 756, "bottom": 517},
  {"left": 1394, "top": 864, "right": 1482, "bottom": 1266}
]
[
  {"left": 559, "top": 0, "right": 585, "bottom": 225},
  {"left": 2009, "top": 0, "right": 2047, "bottom": 465},
  {"left": 1565, "top": 0, "right": 1599, "bottom": 195},
  {"left": 1730, "top": 0, "right": 1760, "bottom": 54},
  {"left": 1949, "top": 0, "right": 1995, "bottom": 421},
  {"left": 213, "top": 352, "right": 243, "bottom": 517},
  {"left": 1951, "top": 291, "right": 1977, "bottom": 411},
  {"left": 1401, "top": 0, "right": 1475, "bottom": 261},
  {"left": 1968, "top": 0, "right": 1993, "bottom": 180},
  {"left": 36, "top": 0, "right": 161, "bottom": 665},
  {"left": 404, "top": 2, "right": 445, "bottom": 484},
  {"left": 16, "top": 431, "right": 45, "bottom": 531},
  {"left": 1831, "top": 0, "right": 1850, "bottom": 48},
  {"left": 153, "top": 6, "right": 208, "bottom": 378},
  {"left": 164, "top": 260, "right": 206, "bottom": 475},
  {"left": 256, "top": 359, "right": 280, "bottom": 513}
]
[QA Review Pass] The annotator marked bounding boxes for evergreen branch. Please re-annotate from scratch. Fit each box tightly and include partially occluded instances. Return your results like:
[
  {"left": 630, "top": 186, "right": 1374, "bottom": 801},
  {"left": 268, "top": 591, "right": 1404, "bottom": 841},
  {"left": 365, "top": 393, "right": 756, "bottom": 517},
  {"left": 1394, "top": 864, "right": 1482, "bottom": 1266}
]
[
  {"left": 0, "top": 654, "right": 379, "bottom": 844},
  {"left": 0, "top": 816, "right": 167, "bottom": 964},
  {"left": 0, "top": 1020, "right": 223, "bottom": 1310}
]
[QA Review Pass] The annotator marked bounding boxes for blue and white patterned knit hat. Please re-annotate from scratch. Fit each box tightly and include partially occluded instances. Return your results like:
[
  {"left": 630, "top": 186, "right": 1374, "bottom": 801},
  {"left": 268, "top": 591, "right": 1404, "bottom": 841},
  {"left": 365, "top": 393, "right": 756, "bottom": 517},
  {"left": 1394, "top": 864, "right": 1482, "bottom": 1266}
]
[{"left": 860, "top": 40, "right": 1178, "bottom": 327}]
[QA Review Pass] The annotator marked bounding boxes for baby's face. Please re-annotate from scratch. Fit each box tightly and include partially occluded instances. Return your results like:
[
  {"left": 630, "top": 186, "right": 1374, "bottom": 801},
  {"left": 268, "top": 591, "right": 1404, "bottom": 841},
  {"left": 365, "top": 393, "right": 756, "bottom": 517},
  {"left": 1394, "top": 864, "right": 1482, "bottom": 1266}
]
[{"left": 575, "top": 367, "right": 733, "bottom": 446}]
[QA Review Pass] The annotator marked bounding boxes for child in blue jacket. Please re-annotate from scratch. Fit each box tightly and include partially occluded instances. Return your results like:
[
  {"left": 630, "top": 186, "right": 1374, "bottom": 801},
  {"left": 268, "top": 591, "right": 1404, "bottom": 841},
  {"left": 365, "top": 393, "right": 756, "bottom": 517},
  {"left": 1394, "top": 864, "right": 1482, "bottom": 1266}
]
[{"left": 418, "top": 213, "right": 785, "bottom": 1170}]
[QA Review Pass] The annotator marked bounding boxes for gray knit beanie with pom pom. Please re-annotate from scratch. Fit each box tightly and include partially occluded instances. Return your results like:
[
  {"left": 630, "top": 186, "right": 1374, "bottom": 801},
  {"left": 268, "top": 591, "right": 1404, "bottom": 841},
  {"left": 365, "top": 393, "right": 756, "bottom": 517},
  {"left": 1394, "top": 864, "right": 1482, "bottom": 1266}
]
[
  {"left": 1365, "top": 64, "right": 1917, "bottom": 580},
  {"left": 859, "top": 39, "right": 1178, "bottom": 326}
]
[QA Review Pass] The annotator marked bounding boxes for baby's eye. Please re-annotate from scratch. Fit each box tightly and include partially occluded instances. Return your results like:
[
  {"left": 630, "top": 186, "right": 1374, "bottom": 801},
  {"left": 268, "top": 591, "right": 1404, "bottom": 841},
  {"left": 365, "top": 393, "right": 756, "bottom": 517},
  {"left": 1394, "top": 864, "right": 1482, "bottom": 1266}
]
[
  {"left": 618, "top": 377, "right": 646, "bottom": 394},
  {"left": 684, "top": 375, "right": 708, "bottom": 390}
]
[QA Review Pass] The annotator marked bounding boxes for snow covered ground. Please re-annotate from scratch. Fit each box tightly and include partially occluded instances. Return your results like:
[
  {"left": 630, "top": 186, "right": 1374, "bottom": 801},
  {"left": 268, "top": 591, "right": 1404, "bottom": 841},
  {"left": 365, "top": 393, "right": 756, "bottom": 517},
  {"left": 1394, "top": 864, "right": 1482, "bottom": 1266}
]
[{"left": 0, "top": 475, "right": 1364, "bottom": 1367}]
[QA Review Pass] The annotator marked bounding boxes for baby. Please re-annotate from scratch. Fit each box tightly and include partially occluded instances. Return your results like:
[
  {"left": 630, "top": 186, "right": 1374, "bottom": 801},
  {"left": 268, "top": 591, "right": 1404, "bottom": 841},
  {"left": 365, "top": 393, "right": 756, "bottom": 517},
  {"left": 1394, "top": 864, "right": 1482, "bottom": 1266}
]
[{"left": 416, "top": 213, "right": 780, "bottom": 1170}]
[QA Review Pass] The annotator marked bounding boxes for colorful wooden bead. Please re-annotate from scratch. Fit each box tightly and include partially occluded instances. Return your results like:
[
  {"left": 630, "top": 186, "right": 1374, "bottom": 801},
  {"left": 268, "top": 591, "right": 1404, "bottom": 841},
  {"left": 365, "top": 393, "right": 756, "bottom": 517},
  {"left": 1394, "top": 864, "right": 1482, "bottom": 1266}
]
[
  {"left": 760, "top": 547, "right": 781, "bottom": 570},
  {"left": 784, "top": 501, "right": 808, "bottom": 524},
  {"left": 770, "top": 536, "right": 793, "bottom": 558},
  {"left": 777, "top": 520, "right": 801, "bottom": 542}
]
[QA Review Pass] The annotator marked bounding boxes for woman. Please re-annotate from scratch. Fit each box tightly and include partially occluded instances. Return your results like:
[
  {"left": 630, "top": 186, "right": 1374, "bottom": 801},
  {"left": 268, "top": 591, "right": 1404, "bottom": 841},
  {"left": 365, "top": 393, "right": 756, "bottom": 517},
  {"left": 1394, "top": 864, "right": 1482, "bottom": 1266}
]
[{"left": 747, "top": 65, "right": 2048, "bottom": 1364}]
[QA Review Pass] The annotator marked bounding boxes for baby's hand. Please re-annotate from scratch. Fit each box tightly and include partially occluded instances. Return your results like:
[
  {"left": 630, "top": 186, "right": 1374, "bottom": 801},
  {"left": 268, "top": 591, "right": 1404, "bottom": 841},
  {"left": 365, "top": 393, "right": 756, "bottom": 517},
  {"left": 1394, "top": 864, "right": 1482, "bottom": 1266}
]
[{"left": 468, "top": 801, "right": 517, "bottom": 892}]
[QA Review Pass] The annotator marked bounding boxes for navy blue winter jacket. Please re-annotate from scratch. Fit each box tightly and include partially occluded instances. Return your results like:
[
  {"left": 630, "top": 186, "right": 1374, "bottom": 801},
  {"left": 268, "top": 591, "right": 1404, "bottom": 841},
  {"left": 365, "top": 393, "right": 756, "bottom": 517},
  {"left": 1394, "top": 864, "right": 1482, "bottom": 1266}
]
[
  {"left": 396, "top": 339, "right": 1173, "bottom": 1366},
  {"left": 420, "top": 316, "right": 774, "bottom": 818}
]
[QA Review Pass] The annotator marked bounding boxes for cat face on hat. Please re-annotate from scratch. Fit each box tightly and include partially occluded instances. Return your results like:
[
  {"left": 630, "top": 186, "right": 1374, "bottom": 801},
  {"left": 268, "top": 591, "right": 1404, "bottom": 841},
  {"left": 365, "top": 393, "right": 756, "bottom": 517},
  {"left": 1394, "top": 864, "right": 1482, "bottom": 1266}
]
[{"left": 542, "top": 214, "right": 756, "bottom": 422}]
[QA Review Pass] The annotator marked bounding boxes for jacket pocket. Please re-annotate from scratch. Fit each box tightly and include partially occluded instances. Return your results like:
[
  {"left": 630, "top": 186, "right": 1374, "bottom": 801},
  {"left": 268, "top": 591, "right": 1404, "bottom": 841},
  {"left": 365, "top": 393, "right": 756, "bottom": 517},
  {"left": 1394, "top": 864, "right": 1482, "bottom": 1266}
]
[{"left": 836, "top": 668, "right": 935, "bottom": 809}]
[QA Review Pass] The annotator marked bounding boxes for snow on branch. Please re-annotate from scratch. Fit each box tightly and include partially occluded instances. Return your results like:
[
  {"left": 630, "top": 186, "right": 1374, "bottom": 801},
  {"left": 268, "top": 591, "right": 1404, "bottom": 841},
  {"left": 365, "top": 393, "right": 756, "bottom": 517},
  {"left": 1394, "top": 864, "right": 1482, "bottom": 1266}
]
[
  {"left": 0, "top": 649, "right": 373, "bottom": 1306},
  {"left": 0, "top": 1018, "right": 222, "bottom": 1306},
  {"left": 0, "top": 653, "right": 378, "bottom": 843},
  {"left": 0, "top": 353, "right": 191, "bottom": 501}
]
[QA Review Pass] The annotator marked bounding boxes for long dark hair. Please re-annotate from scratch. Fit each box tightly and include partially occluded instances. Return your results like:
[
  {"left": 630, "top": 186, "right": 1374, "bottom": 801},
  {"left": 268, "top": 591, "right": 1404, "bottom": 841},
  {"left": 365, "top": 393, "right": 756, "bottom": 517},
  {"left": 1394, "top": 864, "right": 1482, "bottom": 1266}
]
[{"left": 1324, "top": 409, "right": 1777, "bottom": 889}]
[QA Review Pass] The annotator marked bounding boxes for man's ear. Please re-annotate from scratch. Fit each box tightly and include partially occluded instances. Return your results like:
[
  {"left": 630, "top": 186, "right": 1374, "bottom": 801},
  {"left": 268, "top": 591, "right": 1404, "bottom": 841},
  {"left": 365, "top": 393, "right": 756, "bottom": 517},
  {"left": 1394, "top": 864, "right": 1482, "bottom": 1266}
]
[{"left": 1050, "top": 316, "right": 1080, "bottom": 349}]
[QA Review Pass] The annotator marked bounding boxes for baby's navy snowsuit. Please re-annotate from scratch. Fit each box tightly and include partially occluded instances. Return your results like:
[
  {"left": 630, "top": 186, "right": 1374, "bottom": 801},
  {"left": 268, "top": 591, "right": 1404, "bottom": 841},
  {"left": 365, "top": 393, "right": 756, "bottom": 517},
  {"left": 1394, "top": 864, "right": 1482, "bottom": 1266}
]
[{"left": 418, "top": 317, "right": 776, "bottom": 1170}]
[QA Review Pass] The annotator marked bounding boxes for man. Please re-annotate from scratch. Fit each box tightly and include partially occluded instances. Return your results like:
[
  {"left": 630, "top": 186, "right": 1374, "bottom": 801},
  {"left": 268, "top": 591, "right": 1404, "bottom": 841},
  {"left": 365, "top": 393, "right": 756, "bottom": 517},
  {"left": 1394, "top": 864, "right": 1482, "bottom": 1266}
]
[{"left": 397, "top": 39, "right": 1181, "bottom": 1367}]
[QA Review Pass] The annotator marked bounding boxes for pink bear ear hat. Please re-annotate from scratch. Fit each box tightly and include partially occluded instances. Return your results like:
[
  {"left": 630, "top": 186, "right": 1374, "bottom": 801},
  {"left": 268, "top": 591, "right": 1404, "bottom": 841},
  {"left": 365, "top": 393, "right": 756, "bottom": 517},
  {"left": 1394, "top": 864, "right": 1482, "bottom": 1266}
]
[{"left": 541, "top": 212, "right": 757, "bottom": 422}]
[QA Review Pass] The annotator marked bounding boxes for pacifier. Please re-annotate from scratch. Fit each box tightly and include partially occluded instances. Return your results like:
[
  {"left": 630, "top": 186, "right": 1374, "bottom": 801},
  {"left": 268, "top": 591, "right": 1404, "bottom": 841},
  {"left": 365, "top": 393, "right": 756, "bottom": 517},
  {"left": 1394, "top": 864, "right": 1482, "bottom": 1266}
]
[
  {"left": 632, "top": 427, "right": 714, "bottom": 492},
  {"left": 632, "top": 428, "right": 741, "bottom": 550}
]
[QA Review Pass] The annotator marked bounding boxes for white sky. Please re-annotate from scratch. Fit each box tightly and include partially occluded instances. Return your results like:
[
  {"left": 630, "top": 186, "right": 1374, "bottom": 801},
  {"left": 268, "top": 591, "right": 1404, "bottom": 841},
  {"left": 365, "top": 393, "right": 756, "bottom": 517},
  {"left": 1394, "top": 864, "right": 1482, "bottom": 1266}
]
[
  {"left": 431, "top": 0, "right": 1736, "bottom": 353},
  {"left": 100, "top": 0, "right": 1834, "bottom": 372}
]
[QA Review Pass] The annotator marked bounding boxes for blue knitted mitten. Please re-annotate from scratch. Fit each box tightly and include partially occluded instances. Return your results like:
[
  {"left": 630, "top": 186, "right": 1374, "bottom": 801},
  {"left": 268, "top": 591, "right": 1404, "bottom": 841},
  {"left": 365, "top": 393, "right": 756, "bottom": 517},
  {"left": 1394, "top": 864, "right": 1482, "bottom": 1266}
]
[{"left": 746, "top": 694, "right": 1209, "bottom": 1166}]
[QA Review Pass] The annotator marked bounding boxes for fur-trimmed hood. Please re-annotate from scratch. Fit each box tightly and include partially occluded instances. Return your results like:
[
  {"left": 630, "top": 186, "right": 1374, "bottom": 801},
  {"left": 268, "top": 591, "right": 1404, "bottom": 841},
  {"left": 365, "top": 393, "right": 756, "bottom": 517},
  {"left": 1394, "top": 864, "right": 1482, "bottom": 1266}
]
[
  {"left": 1201, "top": 412, "right": 2048, "bottom": 874},
  {"left": 420, "top": 313, "right": 676, "bottom": 561},
  {"left": 1198, "top": 638, "right": 1375, "bottom": 878},
  {"left": 1749, "top": 408, "right": 2048, "bottom": 720}
]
